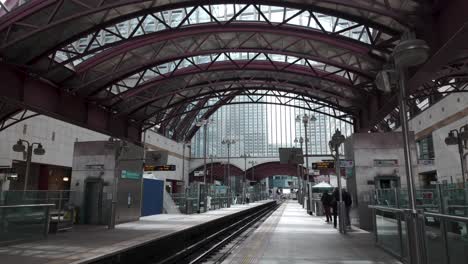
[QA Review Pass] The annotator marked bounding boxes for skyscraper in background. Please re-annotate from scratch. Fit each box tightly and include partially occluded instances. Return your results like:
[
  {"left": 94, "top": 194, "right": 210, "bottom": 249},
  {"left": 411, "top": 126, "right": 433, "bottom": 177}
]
[{"left": 191, "top": 95, "right": 353, "bottom": 158}]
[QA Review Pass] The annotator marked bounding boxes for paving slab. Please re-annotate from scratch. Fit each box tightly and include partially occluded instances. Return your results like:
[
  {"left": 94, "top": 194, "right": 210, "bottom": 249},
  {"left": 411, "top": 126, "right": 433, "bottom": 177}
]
[
  {"left": 223, "top": 201, "right": 402, "bottom": 264},
  {"left": 0, "top": 201, "right": 271, "bottom": 264}
]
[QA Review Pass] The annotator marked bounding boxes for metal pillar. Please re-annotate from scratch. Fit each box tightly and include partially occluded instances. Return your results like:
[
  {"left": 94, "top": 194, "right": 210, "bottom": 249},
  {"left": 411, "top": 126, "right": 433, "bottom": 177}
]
[
  {"left": 242, "top": 155, "right": 247, "bottom": 204},
  {"left": 398, "top": 68, "right": 423, "bottom": 264},
  {"left": 210, "top": 155, "right": 214, "bottom": 183},
  {"left": 203, "top": 123, "right": 208, "bottom": 184},
  {"left": 334, "top": 145, "right": 345, "bottom": 234},
  {"left": 458, "top": 137, "right": 467, "bottom": 184},
  {"left": 23, "top": 145, "right": 33, "bottom": 191},
  {"left": 182, "top": 142, "right": 188, "bottom": 187},
  {"left": 304, "top": 123, "right": 311, "bottom": 213}
]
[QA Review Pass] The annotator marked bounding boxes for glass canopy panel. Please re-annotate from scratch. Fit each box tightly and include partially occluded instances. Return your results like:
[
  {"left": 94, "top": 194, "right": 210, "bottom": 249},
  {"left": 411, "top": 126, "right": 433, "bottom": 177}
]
[
  {"left": 52, "top": 4, "right": 379, "bottom": 69},
  {"left": 189, "top": 94, "right": 353, "bottom": 158},
  {"left": 106, "top": 52, "right": 355, "bottom": 95}
]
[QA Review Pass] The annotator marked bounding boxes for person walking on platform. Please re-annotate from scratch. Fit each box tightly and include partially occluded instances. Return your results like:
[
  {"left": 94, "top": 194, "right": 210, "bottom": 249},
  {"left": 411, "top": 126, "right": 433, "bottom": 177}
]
[
  {"left": 332, "top": 187, "right": 340, "bottom": 228},
  {"left": 343, "top": 189, "right": 352, "bottom": 227},
  {"left": 321, "top": 191, "right": 332, "bottom": 223}
]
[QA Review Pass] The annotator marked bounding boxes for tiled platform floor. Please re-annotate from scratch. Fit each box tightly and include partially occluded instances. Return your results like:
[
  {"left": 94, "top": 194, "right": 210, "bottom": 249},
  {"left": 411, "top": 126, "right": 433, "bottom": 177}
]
[
  {"left": 0, "top": 201, "right": 271, "bottom": 264},
  {"left": 223, "top": 200, "right": 401, "bottom": 264}
]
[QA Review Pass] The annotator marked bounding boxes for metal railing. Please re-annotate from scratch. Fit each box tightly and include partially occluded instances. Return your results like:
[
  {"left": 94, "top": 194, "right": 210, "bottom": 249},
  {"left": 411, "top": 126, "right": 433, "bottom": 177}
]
[
  {"left": 0, "top": 204, "right": 54, "bottom": 245},
  {"left": 370, "top": 205, "right": 468, "bottom": 264},
  {"left": 0, "top": 190, "right": 76, "bottom": 232}
]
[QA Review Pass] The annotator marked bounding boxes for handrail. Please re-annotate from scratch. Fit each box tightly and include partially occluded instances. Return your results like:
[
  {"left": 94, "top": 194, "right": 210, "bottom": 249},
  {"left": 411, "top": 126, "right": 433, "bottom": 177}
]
[
  {"left": 368, "top": 205, "right": 407, "bottom": 213},
  {"left": 424, "top": 212, "right": 468, "bottom": 223},
  {"left": 0, "top": 204, "right": 55, "bottom": 209}
]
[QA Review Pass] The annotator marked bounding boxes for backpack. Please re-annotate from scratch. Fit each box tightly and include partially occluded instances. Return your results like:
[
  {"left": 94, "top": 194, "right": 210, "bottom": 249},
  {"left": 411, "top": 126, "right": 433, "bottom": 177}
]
[{"left": 344, "top": 192, "right": 352, "bottom": 207}]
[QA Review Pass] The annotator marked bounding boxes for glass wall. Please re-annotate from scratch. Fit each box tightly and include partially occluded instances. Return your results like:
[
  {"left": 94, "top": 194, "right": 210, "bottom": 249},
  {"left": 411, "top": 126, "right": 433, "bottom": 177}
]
[{"left": 191, "top": 96, "right": 353, "bottom": 158}]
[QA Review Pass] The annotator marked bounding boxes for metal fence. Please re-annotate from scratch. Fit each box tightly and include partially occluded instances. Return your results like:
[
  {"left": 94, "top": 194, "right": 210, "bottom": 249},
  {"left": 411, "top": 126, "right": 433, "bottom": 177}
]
[
  {"left": 371, "top": 184, "right": 468, "bottom": 264},
  {"left": 170, "top": 183, "right": 269, "bottom": 214},
  {"left": 0, "top": 190, "right": 76, "bottom": 231},
  {"left": 0, "top": 204, "right": 54, "bottom": 245}
]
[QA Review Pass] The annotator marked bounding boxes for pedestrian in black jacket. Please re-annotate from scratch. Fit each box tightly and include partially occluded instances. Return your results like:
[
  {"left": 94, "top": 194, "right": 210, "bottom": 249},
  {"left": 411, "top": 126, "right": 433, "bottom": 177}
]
[
  {"left": 332, "top": 188, "right": 340, "bottom": 228},
  {"left": 343, "top": 189, "right": 352, "bottom": 227},
  {"left": 321, "top": 191, "right": 332, "bottom": 223}
]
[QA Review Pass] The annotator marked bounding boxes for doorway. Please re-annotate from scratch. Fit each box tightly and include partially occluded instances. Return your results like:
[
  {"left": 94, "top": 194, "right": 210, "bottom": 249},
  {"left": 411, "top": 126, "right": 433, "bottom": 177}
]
[{"left": 84, "top": 179, "right": 103, "bottom": 225}]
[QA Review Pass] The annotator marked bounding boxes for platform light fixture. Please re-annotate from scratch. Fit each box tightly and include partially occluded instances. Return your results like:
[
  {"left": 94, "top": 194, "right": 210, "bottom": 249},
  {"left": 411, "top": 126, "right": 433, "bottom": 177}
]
[
  {"left": 196, "top": 119, "right": 213, "bottom": 184},
  {"left": 329, "top": 129, "right": 346, "bottom": 234},
  {"left": 390, "top": 32, "right": 430, "bottom": 264},
  {"left": 12, "top": 139, "right": 46, "bottom": 191},
  {"left": 445, "top": 125, "right": 468, "bottom": 183},
  {"left": 221, "top": 138, "right": 236, "bottom": 206},
  {"left": 295, "top": 114, "right": 315, "bottom": 213}
]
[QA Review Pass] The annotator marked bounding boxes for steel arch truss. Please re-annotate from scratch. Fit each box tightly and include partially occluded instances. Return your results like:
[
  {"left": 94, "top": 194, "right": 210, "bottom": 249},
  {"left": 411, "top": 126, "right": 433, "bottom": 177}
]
[
  {"left": 99, "top": 59, "right": 364, "bottom": 120},
  {"left": 38, "top": 5, "right": 399, "bottom": 71},
  {"left": 0, "top": 1, "right": 421, "bottom": 64},
  {"left": 39, "top": 25, "right": 381, "bottom": 87},
  {"left": 9, "top": 0, "right": 468, "bottom": 142},
  {"left": 146, "top": 89, "right": 354, "bottom": 141},
  {"left": 0, "top": 101, "right": 40, "bottom": 132}
]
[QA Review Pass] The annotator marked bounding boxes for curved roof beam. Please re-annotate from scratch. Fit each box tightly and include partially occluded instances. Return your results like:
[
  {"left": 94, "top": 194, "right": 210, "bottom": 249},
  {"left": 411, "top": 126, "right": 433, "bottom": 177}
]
[
  {"left": 0, "top": 1, "right": 418, "bottom": 64},
  {"left": 66, "top": 24, "right": 380, "bottom": 77},
  {"left": 91, "top": 60, "right": 367, "bottom": 112},
  {"left": 79, "top": 55, "right": 371, "bottom": 103},
  {"left": 148, "top": 92, "right": 354, "bottom": 131},
  {"left": 108, "top": 78, "right": 362, "bottom": 114},
  {"left": 130, "top": 87, "right": 356, "bottom": 122},
  {"left": 40, "top": 7, "right": 395, "bottom": 70}
]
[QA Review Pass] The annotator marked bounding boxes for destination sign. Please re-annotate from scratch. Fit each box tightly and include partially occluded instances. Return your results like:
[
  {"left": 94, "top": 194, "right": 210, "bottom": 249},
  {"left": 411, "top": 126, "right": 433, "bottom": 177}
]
[
  {"left": 144, "top": 165, "right": 176, "bottom": 171},
  {"left": 312, "top": 162, "right": 335, "bottom": 169}
]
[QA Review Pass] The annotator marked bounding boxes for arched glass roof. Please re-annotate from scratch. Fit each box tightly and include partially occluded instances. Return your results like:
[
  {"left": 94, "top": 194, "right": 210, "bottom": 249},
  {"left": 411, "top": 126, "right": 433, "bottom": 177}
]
[
  {"left": 53, "top": 4, "right": 387, "bottom": 69},
  {"left": 105, "top": 51, "right": 364, "bottom": 96},
  {"left": 3, "top": 0, "right": 453, "bottom": 143}
]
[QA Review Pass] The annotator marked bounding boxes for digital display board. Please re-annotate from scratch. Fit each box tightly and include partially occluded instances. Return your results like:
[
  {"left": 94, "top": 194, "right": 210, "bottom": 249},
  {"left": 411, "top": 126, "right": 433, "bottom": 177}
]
[
  {"left": 312, "top": 162, "right": 335, "bottom": 169},
  {"left": 144, "top": 165, "right": 176, "bottom": 171}
]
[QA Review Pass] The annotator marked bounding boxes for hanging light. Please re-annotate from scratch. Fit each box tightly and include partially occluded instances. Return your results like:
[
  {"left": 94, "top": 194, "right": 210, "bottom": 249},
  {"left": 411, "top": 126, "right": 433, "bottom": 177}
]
[
  {"left": 33, "top": 144, "right": 46, "bottom": 155},
  {"left": 393, "top": 38, "right": 430, "bottom": 68},
  {"left": 12, "top": 140, "right": 25, "bottom": 152},
  {"left": 445, "top": 131, "right": 458, "bottom": 146}
]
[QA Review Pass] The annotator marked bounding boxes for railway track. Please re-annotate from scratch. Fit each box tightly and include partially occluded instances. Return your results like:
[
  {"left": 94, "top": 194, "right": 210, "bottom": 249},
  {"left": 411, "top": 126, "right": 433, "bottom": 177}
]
[{"left": 153, "top": 201, "right": 281, "bottom": 264}]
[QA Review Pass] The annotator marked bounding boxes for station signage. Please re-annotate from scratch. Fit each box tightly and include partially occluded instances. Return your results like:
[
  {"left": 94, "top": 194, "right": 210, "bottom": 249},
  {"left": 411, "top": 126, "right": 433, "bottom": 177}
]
[
  {"left": 121, "top": 170, "right": 142, "bottom": 180},
  {"left": 0, "top": 167, "right": 16, "bottom": 174},
  {"left": 418, "top": 159, "right": 435, "bottom": 166},
  {"left": 194, "top": 171, "right": 205, "bottom": 177},
  {"left": 144, "top": 165, "right": 176, "bottom": 171},
  {"left": 312, "top": 162, "right": 335, "bottom": 169},
  {"left": 374, "top": 159, "right": 398, "bottom": 167},
  {"left": 340, "top": 160, "right": 354, "bottom": 168}
]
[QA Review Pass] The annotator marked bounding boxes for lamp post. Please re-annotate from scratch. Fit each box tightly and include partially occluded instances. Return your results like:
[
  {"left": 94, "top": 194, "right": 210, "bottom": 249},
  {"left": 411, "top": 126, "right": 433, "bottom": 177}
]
[
  {"left": 248, "top": 160, "right": 257, "bottom": 181},
  {"left": 182, "top": 142, "right": 190, "bottom": 188},
  {"left": 240, "top": 154, "right": 250, "bottom": 204},
  {"left": 209, "top": 154, "right": 216, "bottom": 184},
  {"left": 445, "top": 125, "right": 468, "bottom": 184},
  {"left": 222, "top": 139, "right": 236, "bottom": 206},
  {"left": 196, "top": 119, "right": 212, "bottom": 184},
  {"left": 294, "top": 137, "right": 305, "bottom": 205},
  {"left": 329, "top": 129, "right": 346, "bottom": 233},
  {"left": 296, "top": 114, "right": 316, "bottom": 213},
  {"left": 248, "top": 160, "right": 257, "bottom": 200},
  {"left": 392, "top": 33, "right": 430, "bottom": 264},
  {"left": 12, "top": 139, "right": 46, "bottom": 191}
]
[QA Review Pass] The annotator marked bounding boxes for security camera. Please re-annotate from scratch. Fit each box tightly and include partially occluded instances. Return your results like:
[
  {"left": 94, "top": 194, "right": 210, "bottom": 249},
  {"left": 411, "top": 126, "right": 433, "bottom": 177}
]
[{"left": 375, "top": 69, "right": 396, "bottom": 93}]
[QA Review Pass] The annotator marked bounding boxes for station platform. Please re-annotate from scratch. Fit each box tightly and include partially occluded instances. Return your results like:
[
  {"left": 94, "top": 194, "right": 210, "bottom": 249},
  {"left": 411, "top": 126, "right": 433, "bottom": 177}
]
[
  {"left": 223, "top": 200, "right": 401, "bottom": 264},
  {"left": 0, "top": 200, "right": 273, "bottom": 264}
]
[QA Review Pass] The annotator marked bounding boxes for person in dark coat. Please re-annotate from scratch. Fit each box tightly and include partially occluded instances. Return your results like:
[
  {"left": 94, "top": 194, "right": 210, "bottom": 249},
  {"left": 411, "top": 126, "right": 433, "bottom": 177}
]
[
  {"left": 343, "top": 189, "right": 352, "bottom": 227},
  {"left": 332, "top": 187, "right": 340, "bottom": 228},
  {"left": 321, "top": 191, "right": 332, "bottom": 223}
]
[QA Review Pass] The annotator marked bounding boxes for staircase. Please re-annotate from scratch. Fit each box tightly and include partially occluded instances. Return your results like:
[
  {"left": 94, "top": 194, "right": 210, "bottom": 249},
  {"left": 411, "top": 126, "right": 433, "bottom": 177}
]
[{"left": 163, "top": 190, "right": 181, "bottom": 214}]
